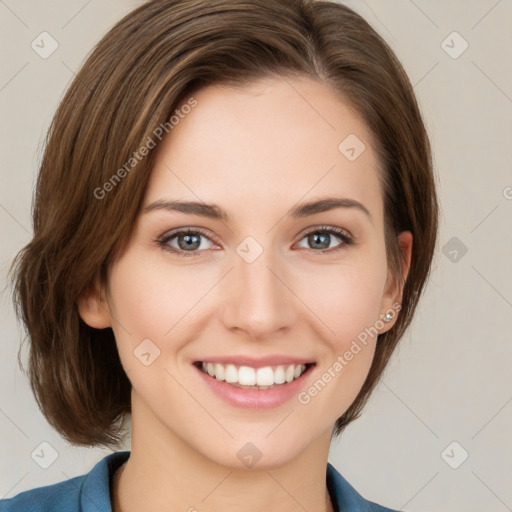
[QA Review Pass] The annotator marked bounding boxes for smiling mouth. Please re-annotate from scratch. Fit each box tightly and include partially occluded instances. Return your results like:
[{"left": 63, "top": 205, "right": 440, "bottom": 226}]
[{"left": 194, "top": 361, "right": 315, "bottom": 390}]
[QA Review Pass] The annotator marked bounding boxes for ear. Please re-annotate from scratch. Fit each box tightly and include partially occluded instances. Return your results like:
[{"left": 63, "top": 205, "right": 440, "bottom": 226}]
[
  {"left": 379, "top": 230, "right": 413, "bottom": 330},
  {"left": 77, "top": 275, "right": 112, "bottom": 329}
]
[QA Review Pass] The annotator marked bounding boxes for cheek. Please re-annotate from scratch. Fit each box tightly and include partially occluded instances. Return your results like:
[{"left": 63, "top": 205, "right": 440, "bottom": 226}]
[
  {"left": 295, "top": 266, "right": 384, "bottom": 417},
  {"left": 105, "top": 252, "right": 222, "bottom": 382},
  {"left": 293, "top": 253, "right": 388, "bottom": 347},
  {"left": 292, "top": 250, "right": 387, "bottom": 411},
  {"left": 107, "top": 253, "right": 211, "bottom": 338}
]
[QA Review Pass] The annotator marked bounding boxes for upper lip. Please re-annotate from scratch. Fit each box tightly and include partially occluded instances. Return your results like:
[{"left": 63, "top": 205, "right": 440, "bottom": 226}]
[{"left": 194, "top": 355, "right": 316, "bottom": 368}]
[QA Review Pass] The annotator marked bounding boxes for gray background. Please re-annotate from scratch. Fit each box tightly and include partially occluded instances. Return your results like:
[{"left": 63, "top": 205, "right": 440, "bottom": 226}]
[{"left": 1, "top": 1, "right": 511, "bottom": 510}]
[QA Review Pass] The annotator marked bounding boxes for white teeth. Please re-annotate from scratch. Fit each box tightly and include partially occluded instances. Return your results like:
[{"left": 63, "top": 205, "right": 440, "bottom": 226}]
[
  {"left": 225, "top": 364, "right": 238, "bottom": 383},
  {"left": 256, "top": 367, "right": 274, "bottom": 386},
  {"left": 214, "top": 363, "right": 225, "bottom": 381},
  {"left": 238, "top": 366, "right": 256, "bottom": 386},
  {"left": 199, "top": 362, "right": 309, "bottom": 387},
  {"left": 274, "top": 365, "right": 286, "bottom": 384}
]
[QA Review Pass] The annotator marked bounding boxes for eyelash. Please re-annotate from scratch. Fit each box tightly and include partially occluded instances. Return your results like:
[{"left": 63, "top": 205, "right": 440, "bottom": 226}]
[{"left": 156, "top": 225, "right": 355, "bottom": 258}]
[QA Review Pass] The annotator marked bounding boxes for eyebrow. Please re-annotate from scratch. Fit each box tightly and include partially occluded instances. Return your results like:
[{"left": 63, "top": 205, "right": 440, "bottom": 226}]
[{"left": 143, "top": 197, "right": 372, "bottom": 222}]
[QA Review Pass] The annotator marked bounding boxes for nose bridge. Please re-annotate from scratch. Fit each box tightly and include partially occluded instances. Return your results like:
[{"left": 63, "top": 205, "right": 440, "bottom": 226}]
[{"left": 220, "top": 239, "right": 295, "bottom": 337}]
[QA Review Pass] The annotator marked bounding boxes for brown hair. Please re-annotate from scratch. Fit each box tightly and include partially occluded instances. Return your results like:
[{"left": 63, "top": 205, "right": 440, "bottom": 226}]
[{"left": 10, "top": 0, "right": 438, "bottom": 447}]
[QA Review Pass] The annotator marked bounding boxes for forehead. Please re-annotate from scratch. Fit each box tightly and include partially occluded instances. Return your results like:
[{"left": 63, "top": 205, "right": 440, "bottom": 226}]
[{"left": 144, "top": 76, "right": 384, "bottom": 225}]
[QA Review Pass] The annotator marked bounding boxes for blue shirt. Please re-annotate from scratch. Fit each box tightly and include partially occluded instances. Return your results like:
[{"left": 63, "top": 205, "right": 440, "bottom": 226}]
[{"left": 0, "top": 451, "right": 401, "bottom": 511}]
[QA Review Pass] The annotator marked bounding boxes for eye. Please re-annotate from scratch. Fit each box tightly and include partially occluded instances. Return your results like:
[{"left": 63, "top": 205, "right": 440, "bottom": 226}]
[
  {"left": 157, "top": 225, "right": 355, "bottom": 258},
  {"left": 157, "top": 227, "right": 218, "bottom": 257},
  {"left": 296, "top": 225, "right": 354, "bottom": 252}
]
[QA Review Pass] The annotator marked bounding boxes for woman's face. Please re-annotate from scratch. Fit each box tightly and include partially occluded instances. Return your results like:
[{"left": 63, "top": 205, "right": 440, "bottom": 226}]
[{"left": 82, "top": 75, "right": 411, "bottom": 468}]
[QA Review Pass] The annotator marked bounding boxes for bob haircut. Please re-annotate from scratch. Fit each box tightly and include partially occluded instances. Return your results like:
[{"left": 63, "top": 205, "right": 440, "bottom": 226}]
[{"left": 10, "top": 0, "right": 438, "bottom": 448}]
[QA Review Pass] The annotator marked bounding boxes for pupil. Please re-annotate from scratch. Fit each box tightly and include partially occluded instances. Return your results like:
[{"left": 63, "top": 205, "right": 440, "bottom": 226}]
[
  {"left": 310, "top": 233, "right": 329, "bottom": 249},
  {"left": 179, "top": 234, "right": 200, "bottom": 250}
]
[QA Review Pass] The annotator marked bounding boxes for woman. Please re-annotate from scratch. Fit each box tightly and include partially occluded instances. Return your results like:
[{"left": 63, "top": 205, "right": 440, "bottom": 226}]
[{"left": 2, "top": 0, "right": 438, "bottom": 511}]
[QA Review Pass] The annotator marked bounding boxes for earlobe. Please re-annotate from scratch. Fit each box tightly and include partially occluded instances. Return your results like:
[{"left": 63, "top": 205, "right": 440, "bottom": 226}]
[{"left": 76, "top": 278, "right": 112, "bottom": 329}]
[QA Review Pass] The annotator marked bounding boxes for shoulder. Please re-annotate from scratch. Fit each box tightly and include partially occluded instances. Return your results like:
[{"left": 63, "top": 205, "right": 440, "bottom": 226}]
[
  {"left": 327, "top": 463, "right": 403, "bottom": 512},
  {"left": 0, "top": 474, "right": 85, "bottom": 512},
  {"left": 0, "top": 451, "right": 130, "bottom": 512}
]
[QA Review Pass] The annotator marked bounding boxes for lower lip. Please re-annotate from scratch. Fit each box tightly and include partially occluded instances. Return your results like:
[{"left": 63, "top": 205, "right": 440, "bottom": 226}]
[{"left": 194, "top": 365, "right": 313, "bottom": 409}]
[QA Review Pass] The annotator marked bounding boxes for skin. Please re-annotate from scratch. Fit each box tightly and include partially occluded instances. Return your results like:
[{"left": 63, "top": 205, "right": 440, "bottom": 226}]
[{"left": 79, "top": 75, "right": 412, "bottom": 512}]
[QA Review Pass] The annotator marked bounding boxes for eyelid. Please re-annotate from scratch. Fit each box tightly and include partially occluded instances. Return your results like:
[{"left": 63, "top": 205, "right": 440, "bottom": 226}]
[{"left": 299, "top": 224, "right": 353, "bottom": 241}]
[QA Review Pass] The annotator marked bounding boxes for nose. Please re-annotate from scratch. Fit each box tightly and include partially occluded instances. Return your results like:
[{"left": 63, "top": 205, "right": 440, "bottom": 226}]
[{"left": 220, "top": 246, "right": 297, "bottom": 340}]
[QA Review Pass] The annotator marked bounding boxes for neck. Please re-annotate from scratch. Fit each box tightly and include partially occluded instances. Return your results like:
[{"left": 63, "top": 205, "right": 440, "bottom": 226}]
[{"left": 112, "top": 399, "right": 336, "bottom": 512}]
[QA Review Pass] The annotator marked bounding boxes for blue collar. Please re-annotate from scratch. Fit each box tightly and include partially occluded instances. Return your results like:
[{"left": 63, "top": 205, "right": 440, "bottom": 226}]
[{"left": 326, "top": 461, "right": 399, "bottom": 511}]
